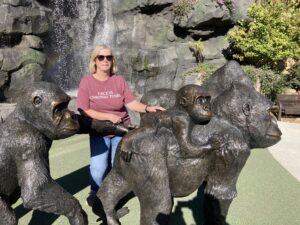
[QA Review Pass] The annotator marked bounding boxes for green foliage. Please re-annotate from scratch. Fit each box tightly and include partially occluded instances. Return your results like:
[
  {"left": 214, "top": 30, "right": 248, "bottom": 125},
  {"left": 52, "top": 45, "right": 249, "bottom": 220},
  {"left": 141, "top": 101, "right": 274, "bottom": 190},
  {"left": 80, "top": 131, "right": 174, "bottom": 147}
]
[
  {"left": 257, "top": 0, "right": 298, "bottom": 5},
  {"left": 184, "top": 63, "right": 221, "bottom": 83},
  {"left": 174, "top": 0, "right": 198, "bottom": 19},
  {"left": 195, "top": 63, "right": 221, "bottom": 76},
  {"left": 185, "top": 63, "right": 288, "bottom": 101},
  {"left": 189, "top": 39, "right": 205, "bottom": 63},
  {"left": 227, "top": 1, "right": 300, "bottom": 70},
  {"left": 285, "top": 62, "right": 300, "bottom": 92},
  {"left": 190, "top": 39, "right": 204, "bottom": 52},
  {"left": 242, "top": 65, "right": 286, "bottom": 100}
]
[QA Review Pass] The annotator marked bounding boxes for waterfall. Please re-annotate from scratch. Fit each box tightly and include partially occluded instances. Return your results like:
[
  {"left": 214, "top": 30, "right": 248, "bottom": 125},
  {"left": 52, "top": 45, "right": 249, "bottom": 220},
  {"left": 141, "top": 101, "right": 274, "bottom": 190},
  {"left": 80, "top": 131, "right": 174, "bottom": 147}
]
[
  {"left": 93, "top": 0, "right": 114, "bottom": 46},
  {"left": 43, "top": 0, "right": 115, "bottom": 91}
]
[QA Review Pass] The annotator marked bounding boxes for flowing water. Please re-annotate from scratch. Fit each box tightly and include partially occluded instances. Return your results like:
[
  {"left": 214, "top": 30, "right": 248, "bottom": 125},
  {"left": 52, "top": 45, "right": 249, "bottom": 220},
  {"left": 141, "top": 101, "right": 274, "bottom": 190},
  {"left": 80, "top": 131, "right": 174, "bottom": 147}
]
[{"left": 43, "top": 0, "right": 115, "bottom": 91}]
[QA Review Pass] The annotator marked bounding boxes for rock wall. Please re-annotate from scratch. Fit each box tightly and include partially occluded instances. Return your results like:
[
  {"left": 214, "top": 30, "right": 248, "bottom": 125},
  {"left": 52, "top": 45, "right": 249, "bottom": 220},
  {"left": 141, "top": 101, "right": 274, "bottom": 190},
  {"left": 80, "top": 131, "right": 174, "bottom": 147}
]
[
  {"left": 0, "top": 0, "right": 49, "bottom": 102},
  {"left": 112, "top": 0, "right": 255, "bottom": 97},
  {"left": 0, "top": 0, "right": 255, "bottom": 102}
]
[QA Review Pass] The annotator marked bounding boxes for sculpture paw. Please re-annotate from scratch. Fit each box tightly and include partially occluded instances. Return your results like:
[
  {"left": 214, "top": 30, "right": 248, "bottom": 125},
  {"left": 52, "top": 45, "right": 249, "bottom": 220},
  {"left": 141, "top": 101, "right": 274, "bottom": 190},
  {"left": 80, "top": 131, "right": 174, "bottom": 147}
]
[
  {"left": 216, "top": 140, "right": 229, "bottom": 157},
  {"left": 95, "top": 207, "right": 129, "bottom": 223},
  {"left": 126, "top": 123, "right": 139, "bottom": 130},
  {"left": 69, "top": 208, "right": 88, "bottom": 225},
  {"left": 208, "top": 136, "right": 221, "bottom": 150},
  {"left": 115, "top": 124, "right": 129, "bottom": 135}
]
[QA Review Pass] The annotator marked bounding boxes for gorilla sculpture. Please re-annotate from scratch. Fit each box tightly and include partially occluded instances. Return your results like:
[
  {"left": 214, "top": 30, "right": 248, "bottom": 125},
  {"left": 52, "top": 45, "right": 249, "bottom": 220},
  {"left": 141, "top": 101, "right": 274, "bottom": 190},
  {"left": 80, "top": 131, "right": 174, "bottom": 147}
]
[
  {"left": 120, "top": 84, "right": 220, "bottom": 162},
  {"left": 97, "top": 61, "right": 282, "bottom": 225},
  {"left": 0, "top": 82, "right": 127, "bottom": 225}
]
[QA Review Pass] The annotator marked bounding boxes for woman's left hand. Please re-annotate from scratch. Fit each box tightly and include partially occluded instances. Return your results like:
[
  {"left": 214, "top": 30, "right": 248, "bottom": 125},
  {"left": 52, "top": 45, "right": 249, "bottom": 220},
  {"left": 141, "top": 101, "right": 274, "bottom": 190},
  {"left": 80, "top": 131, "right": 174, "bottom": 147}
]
[
  {"left": 126, "top": 100, "right": 166, "bottom": 113},
  {"left": 146, "top": 105, "right": 166, "bottom": 113}
]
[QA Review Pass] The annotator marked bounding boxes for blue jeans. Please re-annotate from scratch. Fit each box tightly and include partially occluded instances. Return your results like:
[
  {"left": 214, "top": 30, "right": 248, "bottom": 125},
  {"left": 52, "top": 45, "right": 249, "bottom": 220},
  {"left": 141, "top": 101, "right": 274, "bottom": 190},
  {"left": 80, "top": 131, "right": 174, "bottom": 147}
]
[{"left": 89, "top": 134, "right": 123, "bottom": 192}]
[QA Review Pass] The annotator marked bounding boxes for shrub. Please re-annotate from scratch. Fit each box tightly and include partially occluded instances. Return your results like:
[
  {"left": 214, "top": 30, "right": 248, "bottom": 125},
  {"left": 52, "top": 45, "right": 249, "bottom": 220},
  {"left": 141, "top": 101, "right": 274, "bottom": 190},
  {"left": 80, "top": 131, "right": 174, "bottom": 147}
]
[
  {"left": 184, "top": 63, "right": 222, "bottom": 83},
  {"left": 195, "top": 63, "right": 221, "bottom": 77},
  {"left": 189, "top": 39, "right": 205, "bottom": 63},
  {"left": 174, "top": 0, "right": 198, "bottom": 19},
  {"left": 227, "top": 1, "right": 300, "bottom": 70},
  {"left": 185, "top": 63, "right": 287, "bottom": 101},
  {"left": 242, "top": 65, "right": 286, "bottom": 100},
  {"left": 285, "top": 62, "right": 300, "bottom": 92}
]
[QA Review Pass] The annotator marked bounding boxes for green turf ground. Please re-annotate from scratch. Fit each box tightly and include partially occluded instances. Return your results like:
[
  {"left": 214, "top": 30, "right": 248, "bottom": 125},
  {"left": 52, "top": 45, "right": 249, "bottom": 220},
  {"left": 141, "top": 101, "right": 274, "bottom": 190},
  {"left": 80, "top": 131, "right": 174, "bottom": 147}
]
[{"left": 14, "top": 134, "right": 300, "bottom": 225}]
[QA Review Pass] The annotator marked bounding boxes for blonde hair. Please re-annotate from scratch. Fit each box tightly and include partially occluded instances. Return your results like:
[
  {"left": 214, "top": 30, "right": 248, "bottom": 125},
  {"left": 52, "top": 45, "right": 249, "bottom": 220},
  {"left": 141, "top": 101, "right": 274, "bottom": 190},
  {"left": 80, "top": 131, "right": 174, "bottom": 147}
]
[{"left": 88, "top": 44, "right": 116, "bottom": 74}]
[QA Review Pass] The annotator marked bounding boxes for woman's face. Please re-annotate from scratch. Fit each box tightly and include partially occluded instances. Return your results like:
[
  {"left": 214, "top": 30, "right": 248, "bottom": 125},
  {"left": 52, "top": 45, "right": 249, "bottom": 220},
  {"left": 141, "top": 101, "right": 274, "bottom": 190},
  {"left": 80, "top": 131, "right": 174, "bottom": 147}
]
[{"left": 95, "top": 48, "right": 113, "bottom": 73}]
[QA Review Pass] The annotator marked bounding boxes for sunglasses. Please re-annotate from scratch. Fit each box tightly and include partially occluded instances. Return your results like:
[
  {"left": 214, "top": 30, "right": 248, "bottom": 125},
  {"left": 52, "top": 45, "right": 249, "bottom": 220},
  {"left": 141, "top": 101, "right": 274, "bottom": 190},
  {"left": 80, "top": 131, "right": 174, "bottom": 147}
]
[{"left": 96, "top": 55, "right": 113, "bottom": 62}]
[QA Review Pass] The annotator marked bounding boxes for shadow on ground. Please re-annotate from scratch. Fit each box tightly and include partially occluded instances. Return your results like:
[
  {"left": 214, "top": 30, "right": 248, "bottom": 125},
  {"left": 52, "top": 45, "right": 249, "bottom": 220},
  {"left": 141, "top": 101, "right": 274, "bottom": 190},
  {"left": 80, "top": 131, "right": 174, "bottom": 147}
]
[
  {"left": 171, "top": 188, "right": 205, "bottom": 225},
  {"left": 15, "top": 166, "right": 232, "bottom": 225},
  {"left": 15, "top": 165, "right": 89, "bottom": 225},
  {"left": 170, "top": 183, "right": 230, "bottom": 225}
]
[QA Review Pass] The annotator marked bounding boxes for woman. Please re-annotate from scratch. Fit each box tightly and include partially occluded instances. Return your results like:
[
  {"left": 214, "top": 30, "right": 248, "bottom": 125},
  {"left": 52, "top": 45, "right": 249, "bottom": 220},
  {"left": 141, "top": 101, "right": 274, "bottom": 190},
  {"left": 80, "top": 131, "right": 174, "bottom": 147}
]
[{"left": 77, "top": 45, "right": 164, "bottom": 206}]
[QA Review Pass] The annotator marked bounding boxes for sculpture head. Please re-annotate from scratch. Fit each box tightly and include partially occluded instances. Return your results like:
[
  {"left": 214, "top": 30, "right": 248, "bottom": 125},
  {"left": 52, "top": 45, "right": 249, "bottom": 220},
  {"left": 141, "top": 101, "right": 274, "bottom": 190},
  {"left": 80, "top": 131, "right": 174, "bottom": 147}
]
[
  {"left": 202, "top": 60, "right": 254, "bottom": 99},
  {"left": 17, "top": 82, "right": 79, "bottom": 140},
  {"left": 213, "top": 83, "right": 281, "bottom": 148},
  {"left": 176, "top": 84, "right": 212, "bottom": 123}
]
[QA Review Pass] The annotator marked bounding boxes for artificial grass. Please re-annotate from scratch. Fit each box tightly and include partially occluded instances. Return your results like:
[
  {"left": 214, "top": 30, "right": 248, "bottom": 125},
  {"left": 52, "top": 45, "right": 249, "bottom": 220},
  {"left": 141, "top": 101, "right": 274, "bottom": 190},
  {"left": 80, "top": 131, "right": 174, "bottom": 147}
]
[{"left": 14, "top": 134, "right": 300, "bottom": 225}]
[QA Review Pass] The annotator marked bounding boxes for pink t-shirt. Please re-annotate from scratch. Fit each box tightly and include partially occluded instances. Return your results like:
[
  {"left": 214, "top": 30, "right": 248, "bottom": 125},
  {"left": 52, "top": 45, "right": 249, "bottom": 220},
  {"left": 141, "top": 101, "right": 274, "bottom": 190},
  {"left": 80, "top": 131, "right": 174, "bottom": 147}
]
[{"left": 77, "top": 74, "right": 136, "bottom": 125}]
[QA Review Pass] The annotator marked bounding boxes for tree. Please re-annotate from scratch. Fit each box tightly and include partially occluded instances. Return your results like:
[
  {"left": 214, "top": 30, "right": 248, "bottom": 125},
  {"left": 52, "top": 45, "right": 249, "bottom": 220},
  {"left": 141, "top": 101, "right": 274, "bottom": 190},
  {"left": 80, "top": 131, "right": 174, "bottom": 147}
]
[{"left": 227, "top": 1, "right": 300, "bottom": 70}]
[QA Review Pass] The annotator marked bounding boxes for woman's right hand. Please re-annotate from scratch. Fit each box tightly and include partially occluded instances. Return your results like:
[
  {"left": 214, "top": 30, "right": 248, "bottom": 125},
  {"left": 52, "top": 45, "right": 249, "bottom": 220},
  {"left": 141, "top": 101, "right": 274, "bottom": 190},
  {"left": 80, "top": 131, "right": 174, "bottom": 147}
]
[
  {"left": 108, "top": 114, "right": 122, "bottom": 124},
  {"left": 80, "top": 109, "right": 123, "bottom": 124}
]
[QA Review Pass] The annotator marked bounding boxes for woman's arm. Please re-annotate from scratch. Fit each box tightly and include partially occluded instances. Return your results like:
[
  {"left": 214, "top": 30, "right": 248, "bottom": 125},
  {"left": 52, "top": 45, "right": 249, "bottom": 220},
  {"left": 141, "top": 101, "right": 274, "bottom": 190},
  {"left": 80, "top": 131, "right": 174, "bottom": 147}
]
[
  {"left": 81, "top": 109, "right": 122, "bottom": 124},
  {"left": 120, "top": 75, "right": 165, "bottom": 113},
  {"left": 126, "top": 100, "right": 165, "bottom": 113}
]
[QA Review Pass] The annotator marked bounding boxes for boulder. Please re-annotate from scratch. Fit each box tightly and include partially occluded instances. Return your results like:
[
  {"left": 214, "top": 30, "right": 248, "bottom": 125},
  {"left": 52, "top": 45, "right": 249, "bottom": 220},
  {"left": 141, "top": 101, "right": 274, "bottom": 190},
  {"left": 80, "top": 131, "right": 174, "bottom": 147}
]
[
  {"left": 5, "top": 63, "right": 44, "bottom": 102},
  {"left": 0, "top": 4, "right": 48, "bottom": 35},
  {"left": 0, "top": 0, "right": 31, "bottom": 6},
  {"left": 231, "top": 0, "right": 255, "bottom": 23},
  {"left": 18, "top": 35, "right": 44, "bottom": 50},
  {"left": 0, "top": 47, "right": 46, "bottom": 72},
  {"left": 174, "top": 0, "right": 231, "bottom": 29}
]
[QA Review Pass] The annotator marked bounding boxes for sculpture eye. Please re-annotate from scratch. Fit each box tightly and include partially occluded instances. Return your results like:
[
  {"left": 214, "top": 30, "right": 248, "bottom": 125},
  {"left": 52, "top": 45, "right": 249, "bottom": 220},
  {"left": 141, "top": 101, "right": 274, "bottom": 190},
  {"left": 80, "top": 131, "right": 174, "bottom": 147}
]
[
  {"left": 196, "top": 96, "right": 210, "bottom": 105},
  {"left": 33, "top": 96, "right": 42, "bottom": 106},
  {"left": 242, "top": 103, "right": 251, "bottom": 116},
  {"left": 195, "top": 97, "right": 204, "bottom": 104}
]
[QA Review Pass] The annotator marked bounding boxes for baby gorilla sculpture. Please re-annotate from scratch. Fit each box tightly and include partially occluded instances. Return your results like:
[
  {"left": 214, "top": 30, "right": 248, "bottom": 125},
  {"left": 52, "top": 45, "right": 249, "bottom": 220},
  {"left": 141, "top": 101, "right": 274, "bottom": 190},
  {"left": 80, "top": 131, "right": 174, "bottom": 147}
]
[
  {"left": 97, "top": 61, "right": 282, "bottom": 225},
  {"left": 0, "top": 82, "right": 126, "bottom": 225},
  {"left": 120, "top": 84, "right": 220, "bottom": 162}
]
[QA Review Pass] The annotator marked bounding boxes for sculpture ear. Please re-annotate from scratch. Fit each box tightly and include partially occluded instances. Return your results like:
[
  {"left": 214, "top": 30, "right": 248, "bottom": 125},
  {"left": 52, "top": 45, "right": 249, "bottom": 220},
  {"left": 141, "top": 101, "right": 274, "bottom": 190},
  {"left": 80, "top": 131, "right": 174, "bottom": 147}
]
[
  {"left": 242, "top": 103, "right": 251, "bottom": 116},
  {"left": 179, "top": 97, "right": 188, "bottom": 107},
  {"left": 33, "top": 96, "right": 43, "bottom": 107}
]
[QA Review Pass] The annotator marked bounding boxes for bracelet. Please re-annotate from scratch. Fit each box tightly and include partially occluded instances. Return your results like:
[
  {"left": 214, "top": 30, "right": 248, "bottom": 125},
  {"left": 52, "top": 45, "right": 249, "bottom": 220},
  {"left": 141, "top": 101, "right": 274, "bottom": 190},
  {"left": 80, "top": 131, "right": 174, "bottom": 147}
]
[{"left": 145, "top": 105, "right": 149, "bottom": 113}]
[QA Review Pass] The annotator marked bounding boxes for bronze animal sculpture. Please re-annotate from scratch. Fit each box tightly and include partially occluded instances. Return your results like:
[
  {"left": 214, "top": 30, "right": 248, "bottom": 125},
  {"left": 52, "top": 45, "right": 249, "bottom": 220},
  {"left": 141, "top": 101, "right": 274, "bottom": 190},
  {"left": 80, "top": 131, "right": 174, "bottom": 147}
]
[
  {"left": 0, "top": 82, "right": 127, "bottom": 225},
  {"left": 97, "top": 61, "right": 282, "bottom": 225},
  {"left": 120, "top": 84, "right": 220, "bottom": 162}
]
